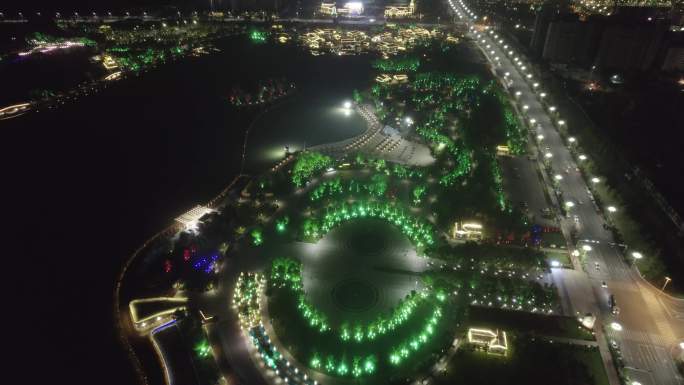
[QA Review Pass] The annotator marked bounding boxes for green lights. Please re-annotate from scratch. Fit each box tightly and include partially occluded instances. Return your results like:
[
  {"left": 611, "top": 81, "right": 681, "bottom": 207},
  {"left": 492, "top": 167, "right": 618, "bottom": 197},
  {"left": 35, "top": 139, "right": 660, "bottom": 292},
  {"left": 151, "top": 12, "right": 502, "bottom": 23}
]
[
  {"left": 250, "top": 29, "right": 267, "bottom": 43},
  {"left": 373, "top": 56, "right": 421, "bottom": 72},
  {"left": 251, "top": 228, "right": 263, "bottom": 246},
  {"left": 388, "top": 306, "right": 443, "bottom": 365},
  {"left": 337, "top": 360, "right": 349, "bottom": 375},
  {"left": 276, "top": 216, "right": 289, "bottom": 233},
  {"left": 311, "top": 353, "right": 322, "bottom": 368},
  {"left": 412, "top": 185, "right": 427, "bottom": 204},
  {"left": 304, "top": 200, "right": 435, "bottom": 248},
  {"left": 195, "top": 340, "right": 211, "bottom": 358},
  {"left": 291, "top": 151, "right": 332, "bottom": 187}
]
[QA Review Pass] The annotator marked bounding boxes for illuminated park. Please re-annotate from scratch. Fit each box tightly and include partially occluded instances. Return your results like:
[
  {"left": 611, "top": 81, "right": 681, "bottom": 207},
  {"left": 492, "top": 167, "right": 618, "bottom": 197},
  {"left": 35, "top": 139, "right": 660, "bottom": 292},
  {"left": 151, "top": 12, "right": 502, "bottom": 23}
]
[
  {"left": 110, "top": 16, "right": 618, "bottom": 385},
  {"left": 5, "top": 2, "right": 682, "bottom": 385}
]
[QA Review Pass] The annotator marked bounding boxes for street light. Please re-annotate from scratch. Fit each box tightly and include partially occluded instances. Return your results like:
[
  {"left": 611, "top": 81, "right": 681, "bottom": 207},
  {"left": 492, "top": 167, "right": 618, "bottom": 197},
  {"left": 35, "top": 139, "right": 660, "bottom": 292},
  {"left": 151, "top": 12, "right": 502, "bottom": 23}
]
[
  {"left": 537, "top": 134, "right": 544, "bottom": 140},
  {"left": 578, "top": 154, "right": 587, "bottom": 161},
  {"left": 343, "top": 101, "right": 352, "bottom": 109},
  {"left": 591, "top": 177, "right": 600, "bottom": 183},
  {"left": 610, "top": 322, "right": 622, "bottom": 331},
  {"left": 582, "top": 245, "right": 592, "bottom": 251},
  {"left": 568, "top": 137, "right": 576, "bottom": 143},
  {"left": 554, "top": 174, "right": 563, "bottom": 181},
  {"left": 631, "top": 252, "right": 643, "bottom": 260},
  {"left": 661, "top": 276, "right": 671, "bottom": 292},
  {"left": 544, "top": 152, "right": 553, "bottom": 159},
  {"left": 607, "top": 206, "right": 617, "bottom": 213},
  {"left": 565, "top": 201, "right": 575, "bottom": 208}
]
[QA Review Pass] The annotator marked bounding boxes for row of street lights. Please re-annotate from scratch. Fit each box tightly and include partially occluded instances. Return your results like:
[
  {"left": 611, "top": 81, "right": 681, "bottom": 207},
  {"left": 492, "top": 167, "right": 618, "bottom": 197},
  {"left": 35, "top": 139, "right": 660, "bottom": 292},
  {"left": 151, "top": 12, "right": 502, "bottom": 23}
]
[
  {"left": 450, "top": 0, "right": 643, "bottom": 268},
  {"left": 0, "top": 10, "right": 199, "bottom": 19},
  {"left": 451, "top": 2, "right": 683, "bottom": 379}
]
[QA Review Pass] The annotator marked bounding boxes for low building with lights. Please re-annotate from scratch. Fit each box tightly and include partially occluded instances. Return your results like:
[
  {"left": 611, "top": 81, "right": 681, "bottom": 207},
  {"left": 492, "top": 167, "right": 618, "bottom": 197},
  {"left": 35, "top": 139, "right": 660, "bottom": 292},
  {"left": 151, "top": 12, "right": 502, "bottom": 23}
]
[
  {"left": 467, "top": 327, "right": 508, "bottom": 355},
  {"left": 452, "top": 221, "right": 484, "bottom": 240},
  {"left": 319, "top": 2, "right": 337, "bottom": 16},
  {"left": 385, "top": 0, "right": 416, "bottom": 19},
  {"left": 175, "top": 205, "right": 213, "bottom": 231}
]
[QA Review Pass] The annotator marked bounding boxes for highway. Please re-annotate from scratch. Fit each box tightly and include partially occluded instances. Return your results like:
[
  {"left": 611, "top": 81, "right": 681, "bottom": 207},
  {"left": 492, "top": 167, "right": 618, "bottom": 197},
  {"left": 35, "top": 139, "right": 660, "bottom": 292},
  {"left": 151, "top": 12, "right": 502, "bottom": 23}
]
[{"left": 445, "top": 1, "right": 684, "bottom": 384}]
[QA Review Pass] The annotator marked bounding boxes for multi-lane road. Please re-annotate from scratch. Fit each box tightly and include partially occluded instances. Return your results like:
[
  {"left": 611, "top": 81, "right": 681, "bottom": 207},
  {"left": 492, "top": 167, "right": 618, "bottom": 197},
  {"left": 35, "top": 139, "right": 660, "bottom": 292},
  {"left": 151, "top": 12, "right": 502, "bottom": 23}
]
[{"left": 445, "top": 1, "right": 684, "bottom": 384}]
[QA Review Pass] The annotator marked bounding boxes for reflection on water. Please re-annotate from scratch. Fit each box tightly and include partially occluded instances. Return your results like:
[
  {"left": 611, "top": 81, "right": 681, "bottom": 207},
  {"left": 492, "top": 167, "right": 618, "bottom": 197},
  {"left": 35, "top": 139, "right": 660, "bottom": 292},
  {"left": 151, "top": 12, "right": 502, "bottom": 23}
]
[{"left": 244, "top": 91, "right": 366, "bottom": 173}]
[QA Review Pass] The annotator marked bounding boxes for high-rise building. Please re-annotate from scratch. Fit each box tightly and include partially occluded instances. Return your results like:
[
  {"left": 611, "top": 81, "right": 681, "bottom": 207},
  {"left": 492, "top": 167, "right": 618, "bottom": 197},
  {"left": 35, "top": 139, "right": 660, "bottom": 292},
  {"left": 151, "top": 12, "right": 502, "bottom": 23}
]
[
  {"left": 542, "top": 17, "right": 603, "bottom": 67},
  {"left": 595, "top": 20, "right": 668, "bottom": 71}
]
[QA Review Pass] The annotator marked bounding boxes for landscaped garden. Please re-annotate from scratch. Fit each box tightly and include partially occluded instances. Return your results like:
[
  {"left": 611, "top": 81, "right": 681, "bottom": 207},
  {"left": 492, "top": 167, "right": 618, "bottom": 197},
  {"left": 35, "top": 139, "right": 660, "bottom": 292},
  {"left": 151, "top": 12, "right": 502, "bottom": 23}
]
[{"left": 123, "top": 26, "right": 607, "bottom": 385}]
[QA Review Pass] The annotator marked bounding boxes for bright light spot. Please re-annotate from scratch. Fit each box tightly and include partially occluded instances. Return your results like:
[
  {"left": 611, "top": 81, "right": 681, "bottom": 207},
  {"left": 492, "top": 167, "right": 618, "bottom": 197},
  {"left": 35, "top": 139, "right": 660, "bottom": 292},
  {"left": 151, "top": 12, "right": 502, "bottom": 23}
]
[
  {"left": 610, "top": 322, "right": 622, "bottom": 331},
  {"left": 679, "top": 341, "right": 684, "bottom": 349},
  {"left": 515, "top": 91, "right": 522, "bottom": 96},
  {"left": 632, "top": 252, "right": 643, "bottom": 260},
  {"left": 530, "top": 118, "right": 536, "bottom": 124},
  {"left": 554, "top": 174, "right": 563, "bottom": 181},
  {"left": 582, "top": 245, "right": 592, "bottom": 251},
  {"left": 607, "top": 206, "right": 617, "bottom": 213},
  {"left": 568, "top": 137, "right": 576, "bottom": 143},
  {"left": 344, "top": 109, "right": 351, "bottom": 116},
  {"left": 558, "top": 120, "right": 565, "bottom": 126},
  {"left": 522, "top": 105, "right": 529, "bottom": 110},
  {"left": 551, "top": 260, "right": 560, "bottom": 267},
  {"left": 343, "top": 101, "right": 352, "bottom": 109},
  {"left": 579, "top": 154, "right": 587, "bottom": 161},
  {"left": 565, "top": 201, "right": 575, "bottom": 208},
  {"left": 572, "top": 250, "right": 580, "bottom": 257},
  {"left": 544, "top": 152, "right": 553, "bottom": 158},
  {"left": 592, "top": 177, "right": 600, "bottom": 183},
  {"left": 537, "top": 134, "right": 544, "bottom": 140}
]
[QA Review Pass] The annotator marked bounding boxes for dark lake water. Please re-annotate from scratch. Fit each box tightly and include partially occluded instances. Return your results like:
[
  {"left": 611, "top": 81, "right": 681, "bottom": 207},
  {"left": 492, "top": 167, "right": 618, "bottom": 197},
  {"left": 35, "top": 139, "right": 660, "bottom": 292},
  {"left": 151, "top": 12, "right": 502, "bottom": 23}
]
[{"left": 4, "top": 35, "right": 372, "bottom": 385}]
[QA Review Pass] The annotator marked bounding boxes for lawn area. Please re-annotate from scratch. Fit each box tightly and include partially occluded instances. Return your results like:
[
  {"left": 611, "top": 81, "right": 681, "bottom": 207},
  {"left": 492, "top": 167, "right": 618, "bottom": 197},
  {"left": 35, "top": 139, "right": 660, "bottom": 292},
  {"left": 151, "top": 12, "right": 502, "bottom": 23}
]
[
  {"left": 540, "top": 231, "right": 566, "bottom": 248},
  {"left": 468, "top": 306, "right": 595, "bottom": 341},
  {"left": 433, "top": 336, "right": 608, "bottom": 385},
  {"left": 546, "top": 250, "right": 572, "bottom": 268}
]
